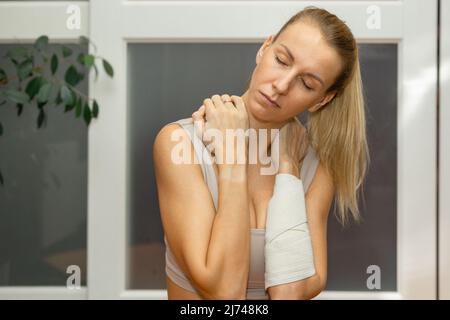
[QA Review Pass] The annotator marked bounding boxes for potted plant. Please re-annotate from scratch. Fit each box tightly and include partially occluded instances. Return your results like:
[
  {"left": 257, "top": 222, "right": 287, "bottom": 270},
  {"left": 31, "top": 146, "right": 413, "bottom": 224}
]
[{"left": 0, "top": 35, "right": 114, "bottom": 185}]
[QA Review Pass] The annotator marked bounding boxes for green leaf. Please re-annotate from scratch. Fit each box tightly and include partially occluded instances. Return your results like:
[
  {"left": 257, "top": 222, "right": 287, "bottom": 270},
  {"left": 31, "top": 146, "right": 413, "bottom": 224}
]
[
  {"left": 6, "top": 47, "right": 29, "bottom": 61},
  {"left": 64, "top": 88, "right": 77, "bottom": 112},
  {"left": 62, "top": 46, "right": 73, "bottom": 58},
  {"left": 77, "top": 53, "right": 85, "bottom": 65},
  {"left": 79, "top": 35, "right": 97, "bottom": 52},
  {"left": 0, "top": 68, "right": 7, "bottom": 85},
  {"left": 37, "top": 83, "right": 52, "bottom": 103},
  {"left": 5, "top": 89, "right": 29, "bottom": 104},
  {"left": 83, "top": 54, "right": 95, "bottom": 67},
  {"left": 65, "top": 65, "right": 82, "bottom": 86},
  {"left": 37, "top": 108, "right": 45, "bottom": 128},
  {"left": 75, "top": 97, "right": 82, "bottom": 118},
  {"left": 65, "top": 103, "right": 74, "bottom": 112},
  {"left": 80, "top": 54, "right": 98, "bottom": 79},
  {"left": 34, "top": 35, "right": 49, "bottom": 51},
  {"left": 0, "top": 122, "right": 3, "bottom": 136},
  {"left": 51, "top": 54, "right": 58, "bottom": 75},
  {"left": 37, "top": 101, "right": 47, "bottom": 109},
  {"left": 102, "top": 59, "right": 114, "bottom": 77},
  {"left": 25, "top": 77, "right": 43, "bottom": 100},
  {"left": 92, "top": 99, "right": 99, "bottom": 118},
  {"left": 17, "top": 58, "right": 33, "bottom": 80},
  {"left": 83, "top": 101, "right": 92, "bottom": 125},
  {"left": 60, "top": 85, "right": 73, "bottom": 106},
  {"left": 16, "top": 103, "right": 23, "bottom": 116}
]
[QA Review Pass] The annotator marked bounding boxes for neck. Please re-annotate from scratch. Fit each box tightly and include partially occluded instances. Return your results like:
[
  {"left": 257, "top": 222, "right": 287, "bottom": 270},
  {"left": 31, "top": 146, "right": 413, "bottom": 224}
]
[{"left": 240, "top": 90, "right": 289, "bottom": 160}]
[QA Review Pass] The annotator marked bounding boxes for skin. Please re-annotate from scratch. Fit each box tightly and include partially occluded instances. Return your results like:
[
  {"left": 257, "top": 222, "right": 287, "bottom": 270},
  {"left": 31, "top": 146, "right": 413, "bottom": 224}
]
[
  {"left": 157, "top": 21, "right": 340, "bottom": 299},
  {"left": 241, "top": 20, "right": 342, "bottom": 132}
]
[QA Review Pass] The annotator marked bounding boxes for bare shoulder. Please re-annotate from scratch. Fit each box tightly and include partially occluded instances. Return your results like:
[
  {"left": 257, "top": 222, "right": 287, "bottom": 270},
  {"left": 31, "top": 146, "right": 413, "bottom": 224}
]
[
  {"left": 153, "top": 123, "right": 189, "bottom": 159},
  {"left": 153, "top": 122, "right": 198, "bottom": 172}
]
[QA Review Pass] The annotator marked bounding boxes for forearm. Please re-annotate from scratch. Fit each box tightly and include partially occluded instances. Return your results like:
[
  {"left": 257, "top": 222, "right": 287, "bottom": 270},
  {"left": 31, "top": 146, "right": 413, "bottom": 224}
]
[
  {"left": 268, "top": 274, "right": 323, "bottom": 300},
  {"left": 206, "top": 163, "right": 250, "bottom": 298},
  {"left": 265, "top": 160, "right": 319, "bottom": 299}
]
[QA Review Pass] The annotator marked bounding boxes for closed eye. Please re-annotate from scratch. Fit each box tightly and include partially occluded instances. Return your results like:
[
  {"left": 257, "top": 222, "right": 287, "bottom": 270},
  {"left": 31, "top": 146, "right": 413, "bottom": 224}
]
[
  {"left": 275, "top": 56, "right": 313, "bottom": 91},
  {"left": 275, "top": 56, "right": 287, "bottom": 66}
]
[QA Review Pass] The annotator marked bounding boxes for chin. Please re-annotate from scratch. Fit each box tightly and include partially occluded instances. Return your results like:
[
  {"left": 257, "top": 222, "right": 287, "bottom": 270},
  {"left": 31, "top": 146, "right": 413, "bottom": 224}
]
[{"left": 248, "top": 102, "right": 275, "bottom": 123}]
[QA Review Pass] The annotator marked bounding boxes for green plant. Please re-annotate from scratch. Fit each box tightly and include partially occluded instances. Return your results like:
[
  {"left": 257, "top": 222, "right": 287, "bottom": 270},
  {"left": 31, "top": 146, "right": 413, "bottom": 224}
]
[{"left": 0, "top": 35, "right": 114, "bottom": 185}]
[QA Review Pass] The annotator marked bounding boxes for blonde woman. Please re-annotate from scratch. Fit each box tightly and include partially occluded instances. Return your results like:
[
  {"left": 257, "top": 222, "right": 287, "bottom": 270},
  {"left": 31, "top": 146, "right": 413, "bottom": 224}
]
[{"left": 153, "top": 6, "right": 369, "bottom": 300}]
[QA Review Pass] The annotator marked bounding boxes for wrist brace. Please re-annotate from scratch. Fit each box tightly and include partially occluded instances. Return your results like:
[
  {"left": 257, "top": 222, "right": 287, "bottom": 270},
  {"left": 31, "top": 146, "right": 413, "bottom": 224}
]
[{"left": 264, "top": 173, "right": 316, "bottom": 290}]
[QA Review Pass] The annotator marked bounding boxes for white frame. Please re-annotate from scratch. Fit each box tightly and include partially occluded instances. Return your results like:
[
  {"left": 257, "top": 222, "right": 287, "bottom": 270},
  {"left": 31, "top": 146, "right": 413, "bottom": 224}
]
[
  {"left": 0, "top": 0, "right": 438, "bottom": 300},
  {"left": 89, "top": 0, "right": 437, "bottom": 299},
  {"left": 439, "top": 0, "right": 450, "bottom": 300},
  {"left": 0, "top": 1, "right": 89, "bottom": 299}
]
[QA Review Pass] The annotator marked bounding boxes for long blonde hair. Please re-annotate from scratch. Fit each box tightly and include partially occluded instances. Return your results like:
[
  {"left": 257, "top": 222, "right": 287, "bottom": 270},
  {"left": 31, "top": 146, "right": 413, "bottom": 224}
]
[{"left": 247, "top": 7, "right": 370, "bottom": 227}]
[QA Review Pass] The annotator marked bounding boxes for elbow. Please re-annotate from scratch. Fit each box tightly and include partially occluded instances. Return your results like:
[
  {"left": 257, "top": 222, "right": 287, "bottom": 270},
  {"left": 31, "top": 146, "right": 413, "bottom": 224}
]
[
  {"left": 301, "top": 278, "right": 326, "bottom": 300},
  {"left": 213, "top": 292, "right": 246, "bottom": 300},
  {"left": 201, "top": 288, "right": 246, "bottom": 300},
  {"left": 268, "top": 274, "right": 326, "bottom": 300},
  {"left": 210, "top": 284, "right": 247, "bottom": 300},
  {"left": 196, "top": 279, "right": 247, "bottom": 300}
]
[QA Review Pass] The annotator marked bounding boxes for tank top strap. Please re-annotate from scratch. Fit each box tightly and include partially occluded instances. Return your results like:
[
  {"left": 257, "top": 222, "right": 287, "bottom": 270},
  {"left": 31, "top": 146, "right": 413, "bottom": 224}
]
[{"left": 300, "top": 145, "right": 320, "bottom": 193}]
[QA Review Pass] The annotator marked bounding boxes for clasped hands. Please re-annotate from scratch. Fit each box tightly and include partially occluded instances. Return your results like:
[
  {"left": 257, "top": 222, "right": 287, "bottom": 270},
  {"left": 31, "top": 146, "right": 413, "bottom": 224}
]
[{"left": 191, "top": 93, "right": 310, "bottom": 176}]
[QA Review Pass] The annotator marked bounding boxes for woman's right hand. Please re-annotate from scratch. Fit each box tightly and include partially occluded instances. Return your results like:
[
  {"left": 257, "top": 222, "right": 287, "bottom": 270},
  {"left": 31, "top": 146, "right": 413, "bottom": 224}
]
[{"left": 192, "top": 94, "right": 249, "bottom": 169}]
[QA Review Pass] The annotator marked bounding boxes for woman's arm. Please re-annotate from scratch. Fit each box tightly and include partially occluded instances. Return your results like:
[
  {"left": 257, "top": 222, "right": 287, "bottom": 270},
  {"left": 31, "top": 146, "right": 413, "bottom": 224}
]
[
  {"left": 208, "top": 163, "right": 250, "bottom": 298},
  {"left": 267, "top": 162, "right": 334, "bottom": 300},
  {"left": 155, "top": 123, "right": 250, "bottom": 299}
]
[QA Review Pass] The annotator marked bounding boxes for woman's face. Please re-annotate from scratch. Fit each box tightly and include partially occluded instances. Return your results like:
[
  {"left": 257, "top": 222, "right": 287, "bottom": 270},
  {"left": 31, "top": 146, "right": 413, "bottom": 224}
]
[{"left": 243, "top": 21, "right": 343, "bottom": 125}]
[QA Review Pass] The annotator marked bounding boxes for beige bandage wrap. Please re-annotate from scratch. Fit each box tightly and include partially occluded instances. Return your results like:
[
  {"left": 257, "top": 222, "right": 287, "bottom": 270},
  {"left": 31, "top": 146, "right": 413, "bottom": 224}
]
[{"left": 264, "top": 173, "right": 316, "bottom": 291}]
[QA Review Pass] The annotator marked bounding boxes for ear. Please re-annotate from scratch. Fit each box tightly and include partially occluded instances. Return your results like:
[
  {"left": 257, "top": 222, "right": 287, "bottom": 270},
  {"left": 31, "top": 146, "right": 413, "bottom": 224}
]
[
  {"left": 308, "top": 90, "right": 337, "bottom": 112},
  {"left": 256, "top": 34, "right": 274, "bottom": 63}
]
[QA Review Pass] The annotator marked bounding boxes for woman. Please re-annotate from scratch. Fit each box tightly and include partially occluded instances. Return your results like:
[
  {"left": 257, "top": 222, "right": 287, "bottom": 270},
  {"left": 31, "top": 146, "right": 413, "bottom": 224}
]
[{"left": 153, "top": 6, "right": 369, "bottom": 300}]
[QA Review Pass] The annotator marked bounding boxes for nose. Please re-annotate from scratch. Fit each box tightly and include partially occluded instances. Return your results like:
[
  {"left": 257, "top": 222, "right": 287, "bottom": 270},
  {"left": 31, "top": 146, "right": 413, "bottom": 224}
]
[{"left": 272, "top": 71, "right": 296, "bottom": 94}]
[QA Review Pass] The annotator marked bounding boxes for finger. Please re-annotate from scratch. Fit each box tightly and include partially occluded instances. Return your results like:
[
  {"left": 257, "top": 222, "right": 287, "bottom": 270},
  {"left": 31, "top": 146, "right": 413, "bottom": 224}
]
[
  {"left": 191, "top": 106, "right": 201, "bottom": 121},
  {"left": 203, "top": 98, "right": 216, "bottom": 121},
  {"left": 211, "top": 94, "right": 227, "bottom": 110},
  {"left": 221, "top": 94, "right": 235, "bottom": 109},
  {"left": 192, "top": 105, "right": 206, "bottom": 121},
  {"left": 230, "top": 95, "right": 246, "bottom": 113}
]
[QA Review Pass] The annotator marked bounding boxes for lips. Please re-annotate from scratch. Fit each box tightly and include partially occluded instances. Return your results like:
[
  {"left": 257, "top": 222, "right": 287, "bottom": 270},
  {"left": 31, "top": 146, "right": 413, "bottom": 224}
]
[{"left": 260, "top": 91, "right": 280, "bottom": 108}]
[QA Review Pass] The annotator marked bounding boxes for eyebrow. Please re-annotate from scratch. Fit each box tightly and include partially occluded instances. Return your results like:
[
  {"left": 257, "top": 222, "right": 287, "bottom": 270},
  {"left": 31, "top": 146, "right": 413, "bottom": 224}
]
[{"left": 279, "top": 43, "right": 325, "bottom": 87}]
